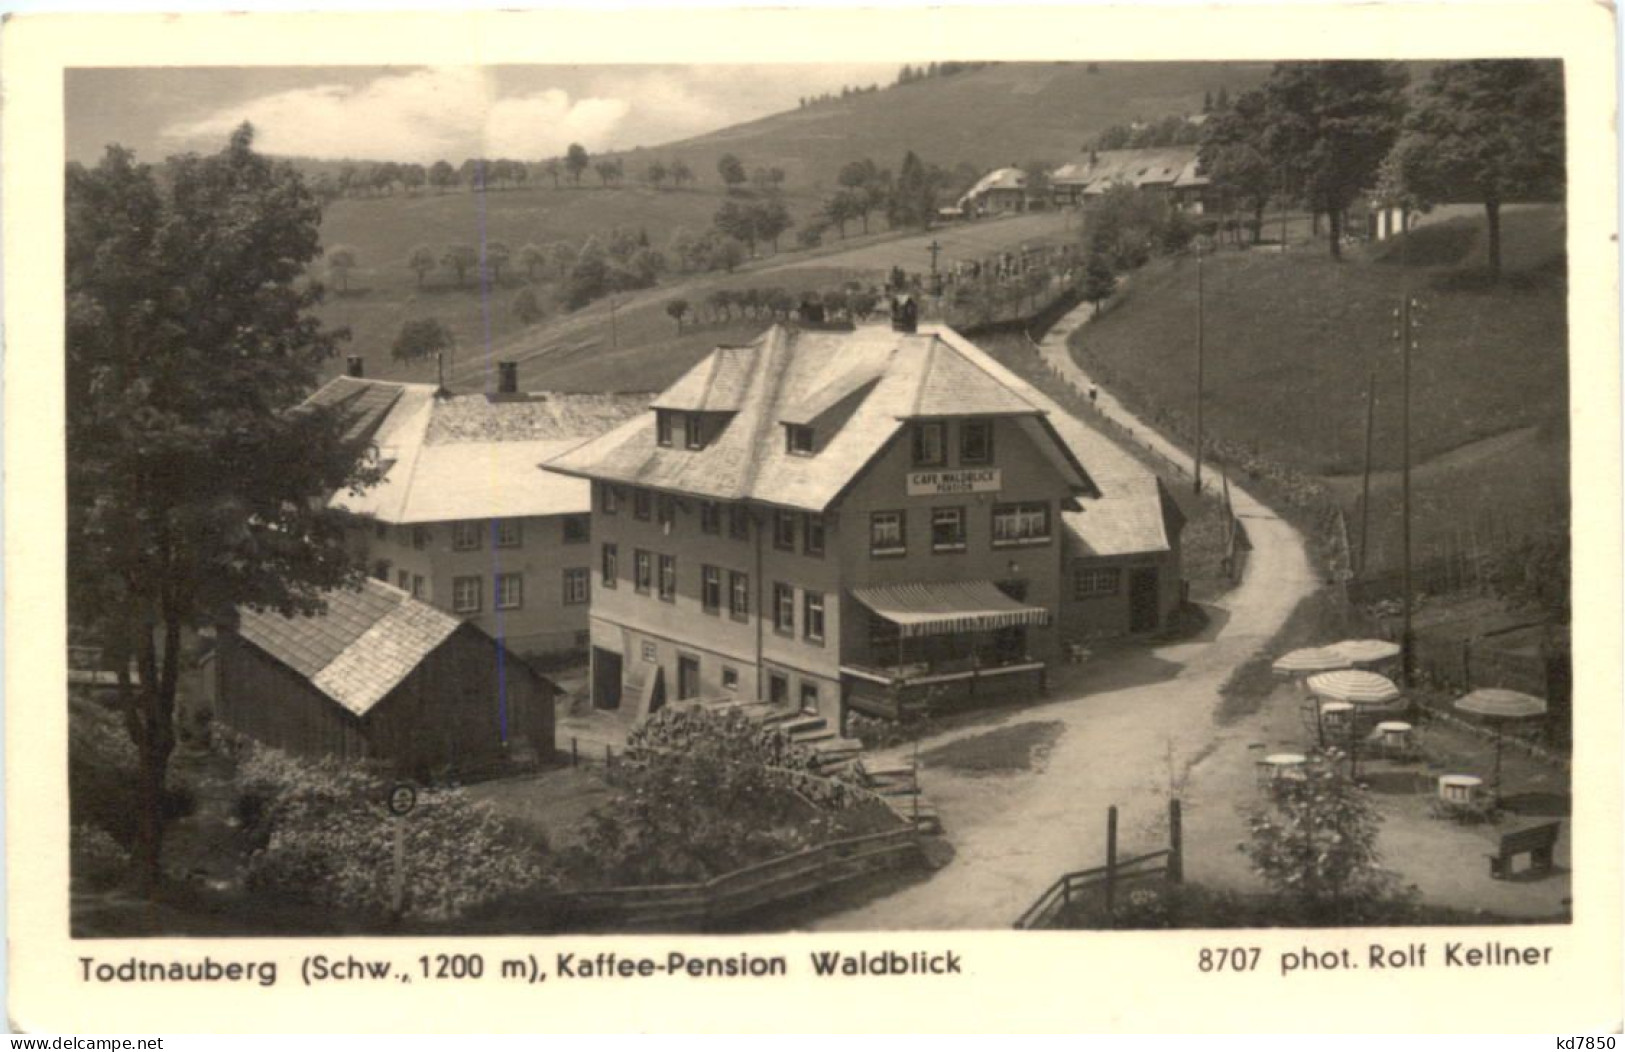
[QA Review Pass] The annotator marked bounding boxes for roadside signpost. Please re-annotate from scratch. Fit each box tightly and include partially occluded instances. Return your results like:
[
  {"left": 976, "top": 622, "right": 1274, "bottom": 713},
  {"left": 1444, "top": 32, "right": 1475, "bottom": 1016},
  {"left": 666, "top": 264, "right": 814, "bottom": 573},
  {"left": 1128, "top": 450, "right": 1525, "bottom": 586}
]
[{"left": 386, "top": 782, "right": 417, "bottom": 917}]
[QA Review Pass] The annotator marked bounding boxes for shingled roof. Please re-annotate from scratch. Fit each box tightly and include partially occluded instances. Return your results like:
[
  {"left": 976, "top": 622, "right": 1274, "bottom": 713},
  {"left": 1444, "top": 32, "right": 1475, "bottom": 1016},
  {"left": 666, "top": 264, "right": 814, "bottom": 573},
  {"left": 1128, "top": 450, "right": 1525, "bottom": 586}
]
[
  {"left": 300, "top": 377, "right": 650, "bottom": 523},
  {"left": 235, "top": 579, "right": 463, "bottom": 716},
  {"left": 1051, "top": 147, "right": 1207, "bottom": 195},
  {"left": 544, "top": 324, "right": 1099, "bottom": 512}
]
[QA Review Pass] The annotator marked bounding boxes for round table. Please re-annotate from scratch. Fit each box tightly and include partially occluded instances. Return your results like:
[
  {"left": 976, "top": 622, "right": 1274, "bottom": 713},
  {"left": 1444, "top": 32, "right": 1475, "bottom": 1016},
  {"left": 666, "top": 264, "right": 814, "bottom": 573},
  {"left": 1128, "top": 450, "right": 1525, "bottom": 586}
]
[
  {"left": 1319, "top": 701, "right": 1355, "bottom": 732},
  {"left": 1438, "top": 774, "right": 1483, "bottom": 805},
  {"left": 1377, "top": 721, "right": 1414, "bottom": 754},
  {"left": 1259, "top": 753, "right": 1308, "bottom": 787}
]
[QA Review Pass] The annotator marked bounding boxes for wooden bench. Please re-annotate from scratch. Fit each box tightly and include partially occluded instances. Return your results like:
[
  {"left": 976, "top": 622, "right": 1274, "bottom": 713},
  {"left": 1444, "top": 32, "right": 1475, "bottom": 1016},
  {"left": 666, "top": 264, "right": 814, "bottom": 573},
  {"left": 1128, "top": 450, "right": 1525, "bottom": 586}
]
[{"left": 1487, "top": 821, "right": 1560, "bottom": 880}]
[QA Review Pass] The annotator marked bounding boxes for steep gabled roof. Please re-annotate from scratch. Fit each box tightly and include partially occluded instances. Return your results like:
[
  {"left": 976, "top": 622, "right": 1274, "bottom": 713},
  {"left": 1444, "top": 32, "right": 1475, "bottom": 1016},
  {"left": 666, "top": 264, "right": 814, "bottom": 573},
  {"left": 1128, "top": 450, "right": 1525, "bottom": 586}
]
[
  {"left": 235, "top": 578, "right": 462, "bottom": 716},
  {"left": 544, "top": 323, "right": 1098, "bottom": 512},
  {"left": 1051, "top": 147, "right": 1203, "bottom": 194}
]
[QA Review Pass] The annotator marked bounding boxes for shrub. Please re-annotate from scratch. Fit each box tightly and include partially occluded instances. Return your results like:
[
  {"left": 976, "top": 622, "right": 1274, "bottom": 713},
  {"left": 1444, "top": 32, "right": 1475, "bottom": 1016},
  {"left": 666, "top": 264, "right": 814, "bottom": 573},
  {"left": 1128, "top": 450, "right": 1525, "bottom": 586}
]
[
  {"left": 72, "top": 823, "right": 132, "bottom": 890},
  {"left": 234, "top": 744, "right": 556, "bottom": 923}
]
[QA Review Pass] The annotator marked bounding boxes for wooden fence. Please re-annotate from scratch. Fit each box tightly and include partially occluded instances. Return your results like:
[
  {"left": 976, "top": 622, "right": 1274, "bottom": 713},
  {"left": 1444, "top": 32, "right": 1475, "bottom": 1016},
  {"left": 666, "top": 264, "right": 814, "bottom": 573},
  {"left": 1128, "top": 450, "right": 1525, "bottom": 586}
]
[
  {"left": 549, "top": 826, "right": 924, "bottom": 931},
  {"left": 1014, "top": 800, "right": 1183, "bottom": 930}
]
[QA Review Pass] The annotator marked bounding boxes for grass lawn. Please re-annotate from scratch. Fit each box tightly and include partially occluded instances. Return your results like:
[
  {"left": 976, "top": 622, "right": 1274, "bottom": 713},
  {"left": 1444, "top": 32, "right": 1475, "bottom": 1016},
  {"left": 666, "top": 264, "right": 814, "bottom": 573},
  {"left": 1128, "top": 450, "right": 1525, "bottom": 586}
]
[
  {"left": 920, "top": 720, "right": 1065, "bottom": 776},
  {"left": 463, "top": 765, "right": 618, "bottom": 850}
]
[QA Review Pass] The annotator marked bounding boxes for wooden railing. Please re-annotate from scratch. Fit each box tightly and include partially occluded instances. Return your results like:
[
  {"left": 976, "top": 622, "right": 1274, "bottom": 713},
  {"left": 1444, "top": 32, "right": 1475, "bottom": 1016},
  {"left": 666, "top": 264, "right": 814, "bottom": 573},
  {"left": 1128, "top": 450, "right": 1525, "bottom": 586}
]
[{"left": 1014, "top": 800, "right": 1183, "bottom": 930}]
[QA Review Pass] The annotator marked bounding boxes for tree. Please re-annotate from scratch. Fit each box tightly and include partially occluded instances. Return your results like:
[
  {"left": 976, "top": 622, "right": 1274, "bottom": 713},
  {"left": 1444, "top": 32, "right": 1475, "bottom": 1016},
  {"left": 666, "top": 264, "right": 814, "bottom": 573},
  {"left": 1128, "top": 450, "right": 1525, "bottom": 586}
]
[
  {"left": 66, "top": 125, "right": 370, "bottom": 892},
  {"left": 429, "top": 160, "right": 456, "bottom": 193},
  {"left": 511, "top": 287, "right": 545, "bottom": 325},
  {"left": 708, "top": 234, "right": 746, "bottom": 273},
  {"left": 717, "top": 153, "right": 747, "bottom": 191},
  {"left": 1258, "top": 61, "right": 1409, "bottom": 259},
  {"left": 1083, "top": 251, "right": 1118, "bottom": 315},
  {"left": 669, "top": 159, "right": 694, "bottom": 188},
  {"left": 887, "top": 150, "right": 941, "bottom": 230},
  {"left": 714, "top": 200, "right": 758, "bottom": 255},
  {"left": 1198, "top": 88, "right": 1277, "bottom": 244},
  {"left": 665, "top": 298, "right": 689, "bottom": 333},
  {"left": 564, "top": 236, "right": 609, "bottom": 309},
  {"left": 753, "top": 200, "right": 792, "bottom": 253},
  {"left": 594, "top": 159, "right": 621, "bottom": 188},
  {"left": 796, "top": 223, "right": 825, "bottom": 250},
  {"left": 1244, "top": 756, "right": 1409, "bottom": 924},
  {"left": 824, "top": 191, "right": 858, "bottom": 239},
  {"left": 546, "top": 241, "right": 576, "bottom": 280},
  {"left": 401, "top": 164, "right": 427, "bottom": 195},
  {"left": 519, "top": 243, "right": 547, "bottom": 280},
  {"left": 1393, "top": 60, "right": 1564, "bottom": 278},
  {"left": 706, "top": 288, "right": 734, "bottom": 321},
  {"left": 392, "top": 317, "right": 456, "bottom": 363},
  {"left": 483, "top": 240, "right": 512, "bottom": 283},
  {"left": 565, "top": 143, "right": 590, "bottom": 185},
  {"left": 646, "top": 160, "right": 668, "bottom": 189},
  {"left": 408, "top": 244, "right": 437, "bottom": 287},
  {"left": 441, "top": 243, "right": 479, "bottom": 285},
  {"left": 543, "top": 159, "right": 561, "bottom": 189},
  {"left": 326, "top": 244, "right": 358, "bottom": 292}
]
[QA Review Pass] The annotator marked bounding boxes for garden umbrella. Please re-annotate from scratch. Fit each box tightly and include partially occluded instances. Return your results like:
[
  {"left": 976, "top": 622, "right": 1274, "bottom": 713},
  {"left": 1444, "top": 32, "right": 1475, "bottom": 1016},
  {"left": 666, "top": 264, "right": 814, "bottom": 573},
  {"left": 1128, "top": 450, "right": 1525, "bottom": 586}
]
[
  {"left": 1306, "top": 670, "right": 1402, "bottom": 707},
  {"left": 1331, "top": 638, "right": 1402, "bottom": 666},
  {"left": 1272, "top": 646, "right": 1352, "bottom": 677},
  {"left": 1454, "top": 688, "right": 1547, "bottom": 806}
]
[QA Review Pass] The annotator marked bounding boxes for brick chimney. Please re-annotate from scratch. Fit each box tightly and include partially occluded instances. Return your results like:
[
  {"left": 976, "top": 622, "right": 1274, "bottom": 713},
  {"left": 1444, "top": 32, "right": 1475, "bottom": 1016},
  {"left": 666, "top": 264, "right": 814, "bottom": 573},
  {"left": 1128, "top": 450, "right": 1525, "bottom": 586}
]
[
  {"left": 890, "top": 295, "right": 918, "bottom": 334},
  {"left": 498, "top": 361, "right": 518, "bottom": 395},
  {"left": 345, "top": 355, "right": 364, "bottom": 378}
]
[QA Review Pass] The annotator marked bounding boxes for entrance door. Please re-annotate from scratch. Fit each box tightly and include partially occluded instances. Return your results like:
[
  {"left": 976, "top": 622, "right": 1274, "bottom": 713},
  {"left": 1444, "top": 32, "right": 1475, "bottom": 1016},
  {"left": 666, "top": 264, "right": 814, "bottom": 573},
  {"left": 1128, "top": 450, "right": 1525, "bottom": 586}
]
[
  {"left": 592, "top": 647, "right": 623, "bottom": 710},
  {"left": 768, "top": 672, "right": 790, "bottom": 707},
  {"left": 677, "top": 654, "right": 701, "bottom": 701},
  {"left": 1129, "top": 567, "right": 1160, "bottom": 633}
]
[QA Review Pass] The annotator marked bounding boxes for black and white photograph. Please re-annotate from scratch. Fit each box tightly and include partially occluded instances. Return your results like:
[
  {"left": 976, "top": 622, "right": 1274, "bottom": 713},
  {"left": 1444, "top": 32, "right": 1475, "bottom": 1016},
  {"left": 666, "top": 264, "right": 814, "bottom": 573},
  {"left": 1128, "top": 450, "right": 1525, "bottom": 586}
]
[{"left": 6, "top": 1, "right": 1620, "bottom": 1035}]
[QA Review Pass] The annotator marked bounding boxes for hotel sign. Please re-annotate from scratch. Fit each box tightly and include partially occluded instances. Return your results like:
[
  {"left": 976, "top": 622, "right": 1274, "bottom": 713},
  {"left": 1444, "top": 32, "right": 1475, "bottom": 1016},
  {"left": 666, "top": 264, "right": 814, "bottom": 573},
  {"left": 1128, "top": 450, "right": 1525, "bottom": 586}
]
[{"left": 906, "top": 468, "right": 1002, "bottom": 496}]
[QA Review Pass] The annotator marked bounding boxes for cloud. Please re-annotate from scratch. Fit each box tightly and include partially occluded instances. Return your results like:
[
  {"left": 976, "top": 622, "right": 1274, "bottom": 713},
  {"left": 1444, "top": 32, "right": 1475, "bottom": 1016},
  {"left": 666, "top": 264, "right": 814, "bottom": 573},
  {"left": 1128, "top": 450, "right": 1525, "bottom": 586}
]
[{"left": 162, "top": 67, "right": 632, "bottom": 162}]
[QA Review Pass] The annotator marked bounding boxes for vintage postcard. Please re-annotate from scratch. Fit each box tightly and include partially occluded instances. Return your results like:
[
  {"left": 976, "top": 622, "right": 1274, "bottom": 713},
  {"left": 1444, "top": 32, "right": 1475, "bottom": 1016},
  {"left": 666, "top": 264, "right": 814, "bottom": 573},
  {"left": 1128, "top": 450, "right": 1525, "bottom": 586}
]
[{"left": 4, "top": 1, "right": 1619, "bottom": 1034}]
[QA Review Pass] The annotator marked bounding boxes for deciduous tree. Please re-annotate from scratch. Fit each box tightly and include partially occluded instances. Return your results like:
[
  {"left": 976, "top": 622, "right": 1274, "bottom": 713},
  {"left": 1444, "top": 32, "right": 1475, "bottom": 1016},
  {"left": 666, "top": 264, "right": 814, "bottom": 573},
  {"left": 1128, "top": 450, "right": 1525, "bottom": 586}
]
[
  {"left": 392, "top": 317, "right": 456, "bottom": 362},
  {"left": 565, "top": 143, "right": 590, "bottom": 185},
  {"left": 326, "top": 244, "right": 358, "bottom": 292},
  {"left": 408, "top": 244, "right": 437, "bottom": 287},
  {"left": 441, "top": 243, "right": 479, "bottom": 285}
]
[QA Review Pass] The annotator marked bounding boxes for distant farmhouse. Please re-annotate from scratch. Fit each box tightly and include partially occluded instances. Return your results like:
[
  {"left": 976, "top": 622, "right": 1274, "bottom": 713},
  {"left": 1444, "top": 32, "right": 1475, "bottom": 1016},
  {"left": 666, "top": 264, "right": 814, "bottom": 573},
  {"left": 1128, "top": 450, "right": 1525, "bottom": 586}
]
[
  {"left": 1050, "top": 147, "right": 1211, "bottom": 213},
  {"left": 957, "top": 167, "right": 1030, "bottom": 217},
  {"left": 215, "top": 577, "right": 557, "bottom": 774},
  {"left": 303, "top": 360, "right": 648, "bottom": 660},
  {"left": 544, "top": 309, "right": 1183, "bottom": 725}
]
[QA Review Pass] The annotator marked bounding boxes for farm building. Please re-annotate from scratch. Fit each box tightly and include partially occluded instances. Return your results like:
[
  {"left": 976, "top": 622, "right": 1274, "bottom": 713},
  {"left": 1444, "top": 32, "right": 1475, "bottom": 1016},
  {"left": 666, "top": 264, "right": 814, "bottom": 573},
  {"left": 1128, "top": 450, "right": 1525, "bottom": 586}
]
[
  {"left": 301, "top": 360, "right": 648, "bottom": 659},
  {"left": 543, "top": 309, "right": 1183, "bottom": 724},
  {"left": 215, "top": 577, "right": 557, "bottom": 776},
  {"left": 1050, "top": 147, "right": 1211, "bottom": 213},
  {"left": 958, "top": 167, "right": 1029, "bottom": 216}
]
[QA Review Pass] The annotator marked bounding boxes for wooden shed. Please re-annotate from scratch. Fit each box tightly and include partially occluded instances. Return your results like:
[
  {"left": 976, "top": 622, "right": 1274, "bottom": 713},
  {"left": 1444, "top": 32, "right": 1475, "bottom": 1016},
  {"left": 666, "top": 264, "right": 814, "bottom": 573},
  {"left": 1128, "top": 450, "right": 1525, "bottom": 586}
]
[{"left": 216, "top": 578, "right": 556, "bottom": 776}]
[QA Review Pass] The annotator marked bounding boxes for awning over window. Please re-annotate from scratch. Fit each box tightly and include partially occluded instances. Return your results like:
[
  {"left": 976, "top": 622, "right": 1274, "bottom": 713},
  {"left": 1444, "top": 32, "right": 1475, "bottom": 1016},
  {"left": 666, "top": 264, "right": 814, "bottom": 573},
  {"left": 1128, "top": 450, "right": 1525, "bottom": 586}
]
[{"left": 850, "top": 580, "right": 1051, "bottom": 639}]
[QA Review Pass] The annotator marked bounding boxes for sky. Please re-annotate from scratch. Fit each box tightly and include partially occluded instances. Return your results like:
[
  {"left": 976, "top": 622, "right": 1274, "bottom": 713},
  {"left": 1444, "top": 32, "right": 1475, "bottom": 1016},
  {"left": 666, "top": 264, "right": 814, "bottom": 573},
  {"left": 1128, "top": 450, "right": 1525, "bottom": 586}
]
[{"left": 65, "top": 64, "right": 897, "bottom": 165}]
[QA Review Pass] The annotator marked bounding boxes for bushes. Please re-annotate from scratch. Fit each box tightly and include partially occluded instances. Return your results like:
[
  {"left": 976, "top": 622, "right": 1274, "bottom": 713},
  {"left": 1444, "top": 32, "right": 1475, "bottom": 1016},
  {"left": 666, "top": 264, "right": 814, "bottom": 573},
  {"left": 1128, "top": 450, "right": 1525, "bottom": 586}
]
[
  {"left": 233, "top": 744, "right": 557, "bottom": 923},
  {"left": 72, "top": 823, "right": 132, "bottom": 890}
]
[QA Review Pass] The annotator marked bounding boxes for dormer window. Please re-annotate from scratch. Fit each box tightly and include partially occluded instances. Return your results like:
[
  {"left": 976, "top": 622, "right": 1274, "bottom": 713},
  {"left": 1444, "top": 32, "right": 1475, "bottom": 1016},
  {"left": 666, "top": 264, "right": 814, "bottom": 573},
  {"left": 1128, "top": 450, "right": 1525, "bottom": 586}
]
[
  {"left": 912, "top": 422, "right": 946, "bottom": 466},
  {"left": 685, "top": 413, "right": 706, "bottom": 450},
  {"left": 656, "top": 411, "right": 674, "bottom": 448},
  {"left": 786, "top": 424, "right": 814, "bottom": 456}
]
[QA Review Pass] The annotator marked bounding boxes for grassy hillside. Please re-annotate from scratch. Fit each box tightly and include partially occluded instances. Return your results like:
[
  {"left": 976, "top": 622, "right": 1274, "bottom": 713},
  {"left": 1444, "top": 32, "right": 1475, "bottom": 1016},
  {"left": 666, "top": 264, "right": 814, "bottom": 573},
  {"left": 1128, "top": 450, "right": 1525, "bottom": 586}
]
[
  {"left": 646, "top": 62, "right": 1272, "bottom": 191},
  {"left": 1068, "top": 205, "right": 1569, "bottom": 575}
]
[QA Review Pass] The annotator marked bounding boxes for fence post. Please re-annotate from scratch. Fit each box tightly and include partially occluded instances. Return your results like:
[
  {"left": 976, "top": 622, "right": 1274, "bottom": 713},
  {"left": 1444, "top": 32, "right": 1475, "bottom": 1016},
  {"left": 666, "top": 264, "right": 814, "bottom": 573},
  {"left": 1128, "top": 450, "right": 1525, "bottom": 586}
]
[
  {"left": 1104, "top": 805, "right": 1119, "bottom": 916},
  {"left": 605, "top": 743, "right": 613, "bottom": 767},
  {"left": 571, "top": 737, "right": 579, "bottom": 768},
  {"left": 1167, "top": 799, "right": 1183, "bottom": 884}
]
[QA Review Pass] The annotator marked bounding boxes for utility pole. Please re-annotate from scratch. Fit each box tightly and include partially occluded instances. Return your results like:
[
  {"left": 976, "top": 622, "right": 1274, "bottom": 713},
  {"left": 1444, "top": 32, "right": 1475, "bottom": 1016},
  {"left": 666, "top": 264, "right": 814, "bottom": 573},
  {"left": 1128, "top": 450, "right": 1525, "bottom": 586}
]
[
  {"left": 1398, "top": 291, "right": 1417, "bottom": 688},
  {"left": 926, "top": 238, "right": 942, "bottom": 275},
  {"left": 1357, "top": 368, "right": 1377, "bottom": 577},
  {"left": 1193, "top": 240, "right": 1205, "bottom": 495}
]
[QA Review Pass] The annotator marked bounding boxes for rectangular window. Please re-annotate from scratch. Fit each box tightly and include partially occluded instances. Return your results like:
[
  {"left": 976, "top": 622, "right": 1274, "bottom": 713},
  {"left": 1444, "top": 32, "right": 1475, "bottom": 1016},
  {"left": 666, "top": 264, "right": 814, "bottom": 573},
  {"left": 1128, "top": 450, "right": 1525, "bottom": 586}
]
[
  {"left": 495, "top": 519, "right": 523, "bottom": 549},
  {"left": 562, "top": 515, "right": 589, "bottom": 544},
  {"left": 634, "top": 549, "right": 652, "bottom": 593},
  {"left": 773, "top": 583, "right": 795, "bottom": 634},
  {"left": 701, "top": 565, "right": 723, "bottom": 614},
  {"left": 721, "top": 666, "right": 739, "bottom": 691},
  {"left": 658, "top": 554, "right": 677, "bottom": 602},
  {"left": 601, "top": 543, "right": 618, "bottom": 588},
  {"left": 633, "top": 489, "right": 652, "bottom": 521},
  {"left": 728, "top": 504, "right": 750, "bottom": 540},
  {"left": 684, "top": 413, "right": 705, "bottom": 450},
  {"left": 774, "top": 510, "right": 796, "bottom": 551},
  {"left": 641, "top": 640, "right": 658, "bottom": 663},
  {"left": 411, "top": 574, "right": 427, "bottom": 600},
  {"left": 799, "top": 682, "right": 820, "bottom": 712},
  {"left": 912, "top": 421, "right": 946, "bottom": 466},
  {"left": 932, "top": 506, "right": 968, "bottom": 552},
  {"left": 728, "top": 570, "right": 750, "bottom": 621},
  {"left": 960, "top": 420, "right": 994, "bottom": 464},
  {"left": 870, "top": 510, "right": 906, "bottom": 556},
  {"left": 496, "top": 573, "right": 524, "bottom": 610},
  {"left": 412, "top": 526, "right": 431, "bottom": 551},
  {"left": 601, "top": 484, "right": 619, "bottom": 515},
  {"left": 452, "top": 575, "right": 481, "bottom": 613},
  {"left": 992, "top": 502, "right": 1052, "bottom": 546},
  {"left": 803, "top": 513, "right": 825, "bottom": 557},
  {"left": 1074, "top": 566, "right": 1122, "bottom": 600},
  {"left": 656, "top": 411, "right": 673, "bottom": 447},
  {"left": 768, "top": 672, "right": 789, "bottom": 707},
  {"left": 372, "top": 559, "right": 391, "bottom": 581},
  {"left": 396, "top": 569, "right": 410, "bottom": 591},
  {"left": 786, "top": 424, "right": 814, "bottom": 456},
  {"left": 803, "top": 590, "right": 826, "bottom": 645},
  {"left": 656, "top": 494, "right": 675, "bottom": 529},
  {"left": 452, "top": 521, "right": 482, "bottom": 552},
  {"left": 700, "top": 501, "right": 721, "bottom": 535},
  {"left": 678, "top": 653, "right": 701, "bottom": 699},
  {"left": 562, "top": 568, "right": 589, "bottom": 606}
]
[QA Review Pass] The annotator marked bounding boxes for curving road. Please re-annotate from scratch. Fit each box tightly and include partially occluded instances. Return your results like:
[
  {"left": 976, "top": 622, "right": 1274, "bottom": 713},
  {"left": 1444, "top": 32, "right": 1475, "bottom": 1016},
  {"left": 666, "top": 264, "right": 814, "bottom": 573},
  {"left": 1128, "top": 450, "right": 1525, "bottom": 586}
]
[{"left": 813, "top": 300, "right": 1319, "bottom": 931}]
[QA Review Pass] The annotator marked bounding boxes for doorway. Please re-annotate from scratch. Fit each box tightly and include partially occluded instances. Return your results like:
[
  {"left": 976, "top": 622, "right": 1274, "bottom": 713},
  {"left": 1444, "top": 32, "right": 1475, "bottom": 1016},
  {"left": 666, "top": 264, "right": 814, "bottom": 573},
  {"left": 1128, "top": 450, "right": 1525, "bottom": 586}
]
[
  {"left": 592, "top": 647, "right": 623, "bottom": 710},
  {"left": 678, "top": 653, "right": 701, "bottom": 701},
  {"left": 1129, "top": 567, "right": 1160, "bottom": 633}
]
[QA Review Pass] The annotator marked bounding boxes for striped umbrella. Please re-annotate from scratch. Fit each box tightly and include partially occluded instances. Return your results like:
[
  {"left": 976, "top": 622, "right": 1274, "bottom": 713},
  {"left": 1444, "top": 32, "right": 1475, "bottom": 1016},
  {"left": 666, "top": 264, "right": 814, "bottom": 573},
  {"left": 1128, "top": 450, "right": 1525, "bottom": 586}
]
[
  {"left": 1455, "top": 689, "right": 1548, "bottom": 806},
  {"left": 1306, "top": 670, "right": 1402, "bottom": 707},
  {"left": 1332, "top": 638, "right": 1402, "bottom": 666},
  {"left": 1272, "top": 646, "right": 1352, "bottom": 677}
]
